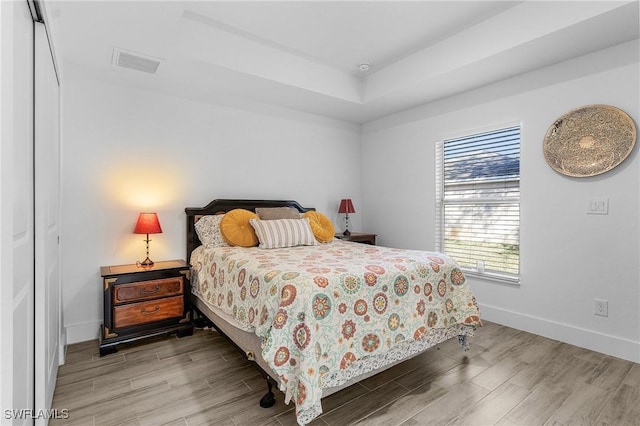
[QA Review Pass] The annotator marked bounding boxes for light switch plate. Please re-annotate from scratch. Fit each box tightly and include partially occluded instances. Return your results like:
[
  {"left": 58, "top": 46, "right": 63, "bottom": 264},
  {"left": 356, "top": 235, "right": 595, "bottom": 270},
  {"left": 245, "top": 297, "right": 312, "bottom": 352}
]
[{"left": 588, "top": 198, "right": 609, "bottom": 215}]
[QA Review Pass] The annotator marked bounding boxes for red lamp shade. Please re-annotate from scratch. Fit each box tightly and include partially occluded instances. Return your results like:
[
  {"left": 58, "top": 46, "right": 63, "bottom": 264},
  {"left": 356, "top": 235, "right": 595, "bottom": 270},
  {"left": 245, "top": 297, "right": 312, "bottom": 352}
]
[
  {"left": 134, "top": 213, "right": 162, "bottom": 235},
  {"left": 338, "top": 199, "right": 355, "bottom": 214}
]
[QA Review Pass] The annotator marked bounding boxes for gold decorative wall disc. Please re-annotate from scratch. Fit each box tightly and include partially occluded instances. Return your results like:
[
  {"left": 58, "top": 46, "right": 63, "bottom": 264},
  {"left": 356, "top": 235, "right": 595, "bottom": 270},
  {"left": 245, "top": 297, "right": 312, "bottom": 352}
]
[{"left": 543, "top": 104, "right": 636, "bottom": 177}]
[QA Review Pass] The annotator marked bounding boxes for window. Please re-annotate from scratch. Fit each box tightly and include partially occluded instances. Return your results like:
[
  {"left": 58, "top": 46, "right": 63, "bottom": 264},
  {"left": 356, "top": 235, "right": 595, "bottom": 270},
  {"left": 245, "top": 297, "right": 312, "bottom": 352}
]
[{"left": 436, "top": 126, "right": 520, "bottom": 282}]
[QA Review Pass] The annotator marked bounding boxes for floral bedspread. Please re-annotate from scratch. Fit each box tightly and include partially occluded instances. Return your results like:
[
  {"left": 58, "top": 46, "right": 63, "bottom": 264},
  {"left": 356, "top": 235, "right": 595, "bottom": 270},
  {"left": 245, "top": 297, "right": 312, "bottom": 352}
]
[{"left": 191, "top": 239, "right": 481, "bottom": 424}]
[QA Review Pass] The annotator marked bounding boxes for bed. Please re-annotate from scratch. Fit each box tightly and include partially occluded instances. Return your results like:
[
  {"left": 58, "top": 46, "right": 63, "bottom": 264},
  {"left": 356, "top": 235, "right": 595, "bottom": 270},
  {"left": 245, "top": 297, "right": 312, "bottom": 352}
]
[{"left": 185, "top": 199, "right": 481, "bottom": 425}]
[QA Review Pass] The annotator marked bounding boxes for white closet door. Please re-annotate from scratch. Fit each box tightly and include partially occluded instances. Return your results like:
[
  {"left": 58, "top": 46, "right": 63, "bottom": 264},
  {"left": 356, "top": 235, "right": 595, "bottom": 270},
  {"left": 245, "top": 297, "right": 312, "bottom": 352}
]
[
  {"left": 34, "top": 20, "right": 61, "bottom": 418},
  {"left": 0, "top": 1, "right": 35, "bottom": 424}
]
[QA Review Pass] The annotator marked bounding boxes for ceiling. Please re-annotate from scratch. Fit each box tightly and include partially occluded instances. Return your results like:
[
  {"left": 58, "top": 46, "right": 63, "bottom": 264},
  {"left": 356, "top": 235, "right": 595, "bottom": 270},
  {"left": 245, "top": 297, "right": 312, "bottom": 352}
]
[{"left": 44, "top": 1, "right": 639, "bottom": 124}]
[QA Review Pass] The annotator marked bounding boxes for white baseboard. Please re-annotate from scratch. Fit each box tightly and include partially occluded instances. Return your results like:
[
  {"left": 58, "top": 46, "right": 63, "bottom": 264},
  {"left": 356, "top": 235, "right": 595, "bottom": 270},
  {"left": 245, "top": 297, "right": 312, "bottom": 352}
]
[
  {"left": 479, "top": 303, "right": 640, "bottom": 363},
  {"left": 58, "top": 329, "right": 66, "bottom": 365},
  {"left": 65, "top": 320, "right": 101, "bottom": 345}
]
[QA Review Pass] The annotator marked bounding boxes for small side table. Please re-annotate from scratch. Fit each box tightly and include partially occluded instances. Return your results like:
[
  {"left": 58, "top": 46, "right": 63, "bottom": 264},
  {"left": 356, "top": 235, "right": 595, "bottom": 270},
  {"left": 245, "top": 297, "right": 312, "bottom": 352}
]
[
  {"left": 99, "top": 259, "right": 193, "bottom": 356},
  {"left": 335, "top": 232, "right": 377, "bottom": 245}
]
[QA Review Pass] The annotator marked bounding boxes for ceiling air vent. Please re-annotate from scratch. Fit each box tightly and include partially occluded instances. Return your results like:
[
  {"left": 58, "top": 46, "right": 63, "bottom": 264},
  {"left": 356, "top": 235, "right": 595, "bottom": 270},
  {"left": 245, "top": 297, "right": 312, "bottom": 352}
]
[{"left": 112, "top": 48, "right": 162, "bottom": 74}]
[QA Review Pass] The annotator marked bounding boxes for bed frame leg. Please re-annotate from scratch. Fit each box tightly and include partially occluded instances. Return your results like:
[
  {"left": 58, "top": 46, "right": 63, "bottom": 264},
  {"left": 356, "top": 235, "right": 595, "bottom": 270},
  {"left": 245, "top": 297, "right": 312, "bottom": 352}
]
[
  {"left": 192, "top": 308, "right": 213, "bottom": 329},
  {"left": 259, "top": 378, "right": 276, "bottom": 408}
]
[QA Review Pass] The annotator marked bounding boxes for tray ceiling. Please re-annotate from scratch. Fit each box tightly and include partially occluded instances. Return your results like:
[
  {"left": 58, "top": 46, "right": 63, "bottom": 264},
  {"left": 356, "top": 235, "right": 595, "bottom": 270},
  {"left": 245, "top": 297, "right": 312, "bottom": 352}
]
[{"left": 45, "top": 1, "right": 639, "bottom": 124}]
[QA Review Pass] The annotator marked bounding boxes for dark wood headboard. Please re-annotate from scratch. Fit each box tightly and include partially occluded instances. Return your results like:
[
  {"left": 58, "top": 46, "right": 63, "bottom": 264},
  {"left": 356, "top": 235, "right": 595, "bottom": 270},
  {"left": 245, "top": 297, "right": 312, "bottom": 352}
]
[{"left": 185, "top": 199, "right": 315, "bottom": 262}]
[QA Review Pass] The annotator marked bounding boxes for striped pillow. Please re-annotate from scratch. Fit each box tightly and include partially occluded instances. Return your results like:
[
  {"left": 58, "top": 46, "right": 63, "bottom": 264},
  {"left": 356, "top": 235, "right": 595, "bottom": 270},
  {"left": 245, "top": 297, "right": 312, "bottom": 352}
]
[{"left": 249, "top": 218, "right": 318, "bottom": 249}]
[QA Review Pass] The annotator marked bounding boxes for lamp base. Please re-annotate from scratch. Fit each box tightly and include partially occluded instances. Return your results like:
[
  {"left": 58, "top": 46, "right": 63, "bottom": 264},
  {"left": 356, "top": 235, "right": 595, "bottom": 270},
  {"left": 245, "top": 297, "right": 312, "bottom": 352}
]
[
  {"left": 342, "top": 229, "right": 351, "bottom": 236},
  {"left": 137, "top": 257, "right": 155, "bottom": 267}
]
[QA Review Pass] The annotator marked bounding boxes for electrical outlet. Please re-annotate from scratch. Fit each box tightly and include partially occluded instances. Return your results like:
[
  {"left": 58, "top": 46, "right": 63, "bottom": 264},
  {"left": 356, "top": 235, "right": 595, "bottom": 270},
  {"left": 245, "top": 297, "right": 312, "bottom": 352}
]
[{"left": 594, "top": 299, "right": 608, "bottom": 317}]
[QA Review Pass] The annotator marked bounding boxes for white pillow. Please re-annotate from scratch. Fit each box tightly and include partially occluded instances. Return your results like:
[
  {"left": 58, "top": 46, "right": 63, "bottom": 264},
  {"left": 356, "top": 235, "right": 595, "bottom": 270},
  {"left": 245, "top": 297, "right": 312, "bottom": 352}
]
[
  {"left": 194, "top": 215, "right": 230, "bottom": 248},
  {"left": 249, "top": 218, "right": 318, "bottom": 249}
]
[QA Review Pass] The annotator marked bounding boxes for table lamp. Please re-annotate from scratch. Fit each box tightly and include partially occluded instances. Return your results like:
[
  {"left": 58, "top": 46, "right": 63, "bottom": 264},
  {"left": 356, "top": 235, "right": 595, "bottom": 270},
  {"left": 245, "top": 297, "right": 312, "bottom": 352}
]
[
  {"left": 338, "top": 199, "right": 355, "bottom": 236},
  {"left": 134, "top": 212, "right": 162, "bottom": 267}
]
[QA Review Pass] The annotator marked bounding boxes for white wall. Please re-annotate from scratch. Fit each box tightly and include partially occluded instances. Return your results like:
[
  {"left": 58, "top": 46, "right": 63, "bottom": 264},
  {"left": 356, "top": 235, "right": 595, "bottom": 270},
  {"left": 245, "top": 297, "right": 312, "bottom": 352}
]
[
  {"left": 61, "top": 39, "right": 640, "bottom": 364},
  {"left": 61, "top": 80, "right": 361, "bottom": 343},
  {"left": 361, "top": 40, "right": 640, "bottom": 363}
]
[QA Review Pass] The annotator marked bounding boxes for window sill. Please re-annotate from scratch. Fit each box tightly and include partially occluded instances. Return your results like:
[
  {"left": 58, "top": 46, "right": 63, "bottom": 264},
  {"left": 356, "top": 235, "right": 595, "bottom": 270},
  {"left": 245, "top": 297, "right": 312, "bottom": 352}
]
[{"left": 462, "top": 269, "right": 520, "bottom": 286}]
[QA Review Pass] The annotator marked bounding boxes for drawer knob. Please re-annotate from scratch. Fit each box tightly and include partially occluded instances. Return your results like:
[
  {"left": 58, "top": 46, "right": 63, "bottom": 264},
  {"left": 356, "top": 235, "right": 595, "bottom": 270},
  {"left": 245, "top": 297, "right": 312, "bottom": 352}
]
[{"left": 141, "top": 305, "right": 160, "bottom": 315}]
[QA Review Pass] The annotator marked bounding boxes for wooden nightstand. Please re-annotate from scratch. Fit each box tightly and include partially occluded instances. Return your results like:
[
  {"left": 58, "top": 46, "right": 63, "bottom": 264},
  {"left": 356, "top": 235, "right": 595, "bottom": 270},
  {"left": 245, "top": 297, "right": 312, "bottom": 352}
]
[
  {"left": 335, "top": 232, "right": 377, "bottom": 245},
  {"left": 99, "top": 259, "right": 193, "bottom": 356}
]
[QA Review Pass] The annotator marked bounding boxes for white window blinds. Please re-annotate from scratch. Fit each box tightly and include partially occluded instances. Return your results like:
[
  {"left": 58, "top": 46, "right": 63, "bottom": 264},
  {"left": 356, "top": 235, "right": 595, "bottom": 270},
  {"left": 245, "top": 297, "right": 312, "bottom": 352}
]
[{"left": 436, "top": 126, "right": 520, "bottom": 282}]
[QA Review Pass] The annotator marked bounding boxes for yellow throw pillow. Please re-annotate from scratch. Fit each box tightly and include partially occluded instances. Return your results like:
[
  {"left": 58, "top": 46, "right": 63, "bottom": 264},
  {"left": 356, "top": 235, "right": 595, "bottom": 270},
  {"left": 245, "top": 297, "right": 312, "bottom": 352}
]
[
  {"left": 302, "top": 211, "right": 335, "bottom": 243},
  {"left": 220, "top": 209, "right": 259, "bottom": 247}
]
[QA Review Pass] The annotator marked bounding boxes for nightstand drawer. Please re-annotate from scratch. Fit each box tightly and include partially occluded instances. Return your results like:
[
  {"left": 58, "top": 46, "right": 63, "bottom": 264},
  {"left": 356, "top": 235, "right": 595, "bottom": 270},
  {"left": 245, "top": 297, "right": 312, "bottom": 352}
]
[
  {"left": 113, "top": 277, "right": 183, "bottom": 305},
  {"left": 113, "top": 296, "right": 184, "bottom": 328}
]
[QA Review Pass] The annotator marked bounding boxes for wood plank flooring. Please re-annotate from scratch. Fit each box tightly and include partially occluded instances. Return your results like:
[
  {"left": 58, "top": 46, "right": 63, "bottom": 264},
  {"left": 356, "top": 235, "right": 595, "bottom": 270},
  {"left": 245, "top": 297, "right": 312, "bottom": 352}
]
[{"left": 50, "top": 322, "right": 640, "bottom": 426}]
